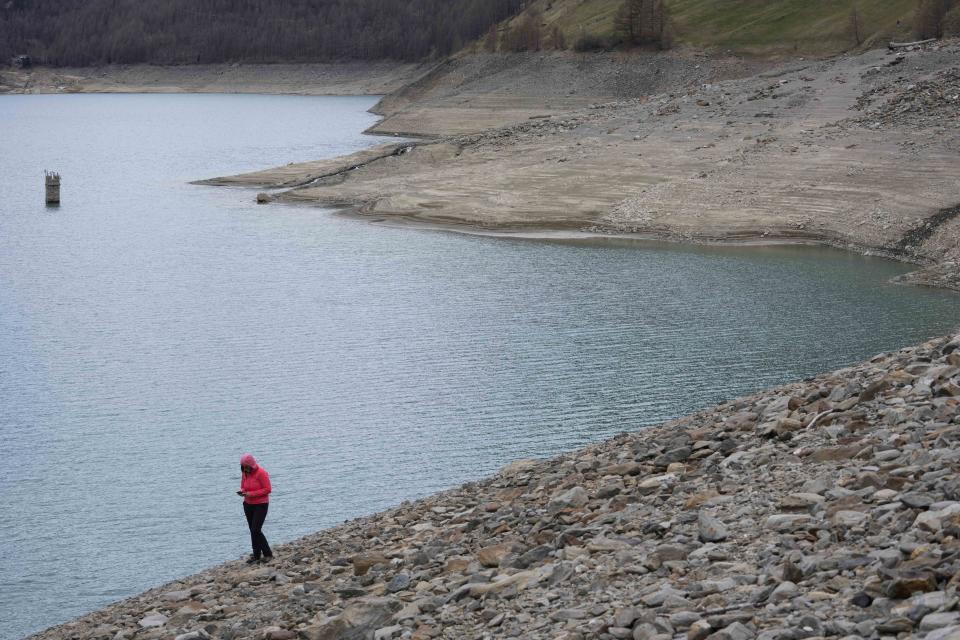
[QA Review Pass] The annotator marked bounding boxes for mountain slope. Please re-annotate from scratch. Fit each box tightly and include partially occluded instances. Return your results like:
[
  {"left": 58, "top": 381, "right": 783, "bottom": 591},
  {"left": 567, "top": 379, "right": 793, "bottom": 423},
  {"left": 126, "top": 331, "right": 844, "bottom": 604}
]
[{"left": 495, "top": 0, "right": 925, "bottom": 56}]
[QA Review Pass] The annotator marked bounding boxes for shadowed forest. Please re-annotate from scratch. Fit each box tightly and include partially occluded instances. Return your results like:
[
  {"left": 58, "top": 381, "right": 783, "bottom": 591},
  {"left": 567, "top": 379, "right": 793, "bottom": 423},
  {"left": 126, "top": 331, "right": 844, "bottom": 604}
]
[{"left": 0, "top": 0, "right": 524, "bottom": 65}]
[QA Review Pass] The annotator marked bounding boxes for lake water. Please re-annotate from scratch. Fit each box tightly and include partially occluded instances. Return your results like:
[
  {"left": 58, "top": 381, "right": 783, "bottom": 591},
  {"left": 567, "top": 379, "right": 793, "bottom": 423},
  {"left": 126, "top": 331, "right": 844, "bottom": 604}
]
[{"left": 1, "top": 94, "right": 959, "bottom": 639}]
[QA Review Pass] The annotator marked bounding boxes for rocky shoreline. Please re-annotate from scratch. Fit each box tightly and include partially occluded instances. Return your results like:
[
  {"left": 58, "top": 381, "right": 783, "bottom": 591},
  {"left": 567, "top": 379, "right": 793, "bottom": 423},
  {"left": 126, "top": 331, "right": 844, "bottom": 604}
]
[{"left": 30, "top": 330, "right": 960, "bottom": 640}]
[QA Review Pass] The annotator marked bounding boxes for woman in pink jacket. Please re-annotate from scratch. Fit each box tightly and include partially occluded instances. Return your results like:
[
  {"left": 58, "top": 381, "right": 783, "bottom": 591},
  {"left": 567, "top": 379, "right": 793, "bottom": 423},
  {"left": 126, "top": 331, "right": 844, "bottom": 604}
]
[{"left": 238, "top": 453, "right": 273, "bottom": 563}]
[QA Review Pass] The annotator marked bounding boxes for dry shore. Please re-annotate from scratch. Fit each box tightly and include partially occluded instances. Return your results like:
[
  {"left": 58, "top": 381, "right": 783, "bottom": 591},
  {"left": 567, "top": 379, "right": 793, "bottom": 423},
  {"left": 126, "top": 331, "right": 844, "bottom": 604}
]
[
  {"left": 29, "top": 331, "right": 960, "bottom": 640},
  {"left": 198, "top": 42, "right": 960, "bottom": 290},
  {"left": 364, "top": 51, "right": 776, "bottom": 137},
  {"left": 0, "top": 62, "right": 432, "bottom": 96}
]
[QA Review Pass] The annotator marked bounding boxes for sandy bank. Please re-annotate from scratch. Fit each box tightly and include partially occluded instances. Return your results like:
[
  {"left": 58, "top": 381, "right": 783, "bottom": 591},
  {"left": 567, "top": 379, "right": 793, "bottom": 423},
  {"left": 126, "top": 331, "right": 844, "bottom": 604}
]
[
  {"left": 366, "top": 51, "right": 776, "bottom": 137},
  {"left": 0, "top": 62, "right": 433, "bottom": 96},
  {"left": 199, "top": 42, "right": 960, "bottom": 289},
  {"left": 28, "top": 330, "right": 960, "bottom": 640}
]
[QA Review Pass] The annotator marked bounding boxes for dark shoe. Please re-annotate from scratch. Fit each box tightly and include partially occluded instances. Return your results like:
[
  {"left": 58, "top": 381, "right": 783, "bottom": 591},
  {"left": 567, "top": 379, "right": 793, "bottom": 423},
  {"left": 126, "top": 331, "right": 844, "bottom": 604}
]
[
  {"left": 261, "top": 555, "right": 274, "bottom": 564},
  {"left": 246, "top": 555, "right": 261, "bottom": 564}
]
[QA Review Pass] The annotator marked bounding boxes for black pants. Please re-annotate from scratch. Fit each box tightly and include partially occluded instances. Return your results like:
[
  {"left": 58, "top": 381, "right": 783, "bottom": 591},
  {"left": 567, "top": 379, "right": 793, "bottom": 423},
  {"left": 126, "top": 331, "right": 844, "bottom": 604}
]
[{"left": 243, "top": 502, "right": 272, "bottom": 558}]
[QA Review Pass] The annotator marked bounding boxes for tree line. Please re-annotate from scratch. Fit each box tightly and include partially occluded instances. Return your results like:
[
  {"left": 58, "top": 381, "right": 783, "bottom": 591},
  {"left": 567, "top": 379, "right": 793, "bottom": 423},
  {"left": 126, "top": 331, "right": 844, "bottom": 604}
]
[
  {"left": 0, "top": 0, "right": 525, "bottom": 65},
  {"left": 913, "top": 0, "right": 956, "bottom": 38},
  {"left": 489, "top": 0, "right": 669, "bottom": 54}
]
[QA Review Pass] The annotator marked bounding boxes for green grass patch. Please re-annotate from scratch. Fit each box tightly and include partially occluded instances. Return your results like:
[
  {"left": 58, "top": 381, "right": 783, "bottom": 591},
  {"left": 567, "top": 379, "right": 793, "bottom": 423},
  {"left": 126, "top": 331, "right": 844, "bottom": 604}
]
[{"left": 517, "top": 0, "right": 920, "bottom": 55}]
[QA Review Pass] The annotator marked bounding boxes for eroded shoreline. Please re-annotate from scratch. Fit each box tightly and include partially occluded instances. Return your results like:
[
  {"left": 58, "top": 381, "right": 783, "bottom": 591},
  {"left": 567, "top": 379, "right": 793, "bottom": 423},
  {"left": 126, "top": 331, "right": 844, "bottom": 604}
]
[{"left": 196, "top": 42, "right": 960, "bottom": 291}]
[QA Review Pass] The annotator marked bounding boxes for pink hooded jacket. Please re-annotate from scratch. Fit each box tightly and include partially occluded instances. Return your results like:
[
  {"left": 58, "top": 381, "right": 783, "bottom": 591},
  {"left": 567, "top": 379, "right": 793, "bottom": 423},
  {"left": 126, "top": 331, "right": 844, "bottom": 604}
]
[{"left": 240, "top": 453, "right": 271, "bottom": 505}]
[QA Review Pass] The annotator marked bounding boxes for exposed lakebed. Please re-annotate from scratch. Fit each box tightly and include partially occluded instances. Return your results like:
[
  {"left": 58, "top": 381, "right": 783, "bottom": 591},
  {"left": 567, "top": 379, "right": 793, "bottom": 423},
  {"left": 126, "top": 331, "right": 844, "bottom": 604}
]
[{"left": 1, "top": 94, "right": 958, "bottom": 639}]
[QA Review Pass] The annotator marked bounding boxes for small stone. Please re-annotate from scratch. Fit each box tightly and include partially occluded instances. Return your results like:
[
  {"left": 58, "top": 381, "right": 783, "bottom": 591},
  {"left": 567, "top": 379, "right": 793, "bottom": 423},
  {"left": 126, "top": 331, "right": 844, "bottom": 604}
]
[
  {"left": 873, "top": 489, "right": 899, "bottom": 501},
  {"left": 352, "top": 552, "right": 389, "bottom": 576},
  {"left": 160, "top": 590, "right": 192, "bottom": 602},
  {"left": 549, "top": 486, "right": 589, "bottom": 511},
  {"left": 876, "top": 617, "right": 915, "bottom": 634},
  {"left": 809, "top": 445, "right": 862, "bottom": 462},
  {"left": 602, "top": 462, "right": 643, "bottom": 476},
  {"left": 926, "top": 626, "right": 960, "bottom": 640},
  {"left": 698, "top": 511, "right": 729, "bottom": 542},
  {"left": 637, "top": 473, "right": 678, "bottom": 494},
  {"left": 614, "top": 607, "right": 640, "bottom": 628},
  {"left": 374, "top": 626, "right": 404, "bottom": 640},
  {"left": 764, "top": 514, "right": 810, "bottom": 531},
  {"left": 386, "top": 573, "right": 411, "bottom": 593},
  {"left": 886, "top": 572, "right": 938, "bottom": 598},
  {"left": 302, "top": 598, "right": 401, "bottom": 640},
  {"left": 901, "top": 492, "right": 935, "bottom": 509},
  {"left": 688, "top": 620, "right": 712, "bottom": 640},
  {"left": 670, "top": 611, "right": 702, "bottom": 628},
  {"left": 780, "top": 493, "right": 824, "bottom": 509},
  {"left": 654, "top": 544, "right": 689, "bottom": 562},
  {"left": 832, "top": 510, "right": 869, "bottom": 527},
  {"left": 477, "top": 543, "right": 514, "bottom": 568},
  {"left": 550, "top": 608, "right": 588, "bottom": 621},
  {"left": 632, "top": 623, "right": 660, "bottom": 640},
  {"left": 770, "top": 581, "right": 799, "bottom": 603},
  {"left": 915, "top": 510, "right": 944, "bottom": 532},
  {"left": 707, "top": 621, "right": 754, "bottom": 640},
  {"left": 642, "top": 586, "right": 687, "bottom": 607},
  {"left": 851, "top": 591, "right": 873, "bottom": 608},
  {"left": 921, "top": 613, "right": 960, "bottom": 632},
  {"left": 139, "top": 614, "right": 168, "bottom": 629}
]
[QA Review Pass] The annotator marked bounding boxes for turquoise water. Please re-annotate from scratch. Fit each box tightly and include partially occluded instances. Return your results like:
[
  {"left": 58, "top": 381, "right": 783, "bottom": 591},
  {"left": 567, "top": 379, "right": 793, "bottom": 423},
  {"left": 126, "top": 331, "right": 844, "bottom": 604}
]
[{"left": 1, "top": 94, "right": 958, "bottom": 639}]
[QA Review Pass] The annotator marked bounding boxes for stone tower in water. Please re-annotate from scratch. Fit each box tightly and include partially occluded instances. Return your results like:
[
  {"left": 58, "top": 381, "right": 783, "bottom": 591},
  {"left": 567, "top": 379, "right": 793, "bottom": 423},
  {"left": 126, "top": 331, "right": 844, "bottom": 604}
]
[{"left": 45, "top": 171, "right": 60, "bottom": 205}]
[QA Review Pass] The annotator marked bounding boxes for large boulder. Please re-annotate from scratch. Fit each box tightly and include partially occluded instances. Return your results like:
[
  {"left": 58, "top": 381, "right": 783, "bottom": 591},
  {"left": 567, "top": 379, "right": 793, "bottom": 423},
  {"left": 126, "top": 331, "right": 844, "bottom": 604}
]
[{"left": 301, "top": 598, "right": 402, "bottom": 640}]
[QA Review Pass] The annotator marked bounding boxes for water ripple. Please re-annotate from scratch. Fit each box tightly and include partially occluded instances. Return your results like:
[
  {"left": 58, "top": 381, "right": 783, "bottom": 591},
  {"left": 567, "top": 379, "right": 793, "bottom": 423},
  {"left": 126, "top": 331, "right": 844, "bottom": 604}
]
[{"left": 1, "top": 95, "right": 960, "bottom": 639}]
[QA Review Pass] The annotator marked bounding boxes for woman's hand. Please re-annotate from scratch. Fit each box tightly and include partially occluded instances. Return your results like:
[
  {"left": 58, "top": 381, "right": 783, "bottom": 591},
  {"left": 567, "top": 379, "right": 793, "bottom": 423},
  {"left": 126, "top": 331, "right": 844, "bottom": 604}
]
[{"left": 237, "top": 491, "right": 246, "bottom": 497}]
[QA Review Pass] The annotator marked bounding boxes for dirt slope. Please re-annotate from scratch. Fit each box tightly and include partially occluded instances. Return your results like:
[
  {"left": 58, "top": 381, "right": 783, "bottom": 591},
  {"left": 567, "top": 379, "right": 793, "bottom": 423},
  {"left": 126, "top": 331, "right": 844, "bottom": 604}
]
[
  {"left": 368, "top": 51, "right": 773, "bottom": 136},
  {"left": 201, "top": 41, "right": 960, "bottom": 289}
]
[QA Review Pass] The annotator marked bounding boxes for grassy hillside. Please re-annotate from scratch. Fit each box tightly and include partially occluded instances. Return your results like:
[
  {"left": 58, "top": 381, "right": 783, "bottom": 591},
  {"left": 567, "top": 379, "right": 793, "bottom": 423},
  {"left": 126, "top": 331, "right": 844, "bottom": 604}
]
[{"left": 496, "top": 0, "right": 923, "bottom": 56}]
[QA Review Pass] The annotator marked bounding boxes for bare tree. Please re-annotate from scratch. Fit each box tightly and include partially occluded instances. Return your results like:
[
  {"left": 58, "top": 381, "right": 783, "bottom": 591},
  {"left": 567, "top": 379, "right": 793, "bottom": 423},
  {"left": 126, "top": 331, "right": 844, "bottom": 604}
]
[
  {"left": 614, "top": 0, "right": 643, "bottom": 44},
  {"left": 550, "top": 25, "right": 567, "bottom": 50},
  {"left": 849, "top": 3, "right": 863, "bottom": 45},
  {"left": 614, "top": 0, "right": 669, "bottom": 48},
  {"left": 914, "top": 0, "right": 951, "bottom": 39},
  {"left": 503, "top": 12, "right": 542, "bottom": 52},
  {"left": 484, "top": 24, "right": 498, "bottom": 53}
]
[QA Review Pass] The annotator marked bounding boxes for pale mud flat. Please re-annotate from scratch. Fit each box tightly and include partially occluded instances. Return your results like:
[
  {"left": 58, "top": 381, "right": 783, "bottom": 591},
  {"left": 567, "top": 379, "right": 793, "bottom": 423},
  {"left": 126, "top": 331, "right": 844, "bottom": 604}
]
[
  {"left": 0, "top": 61, "right": 432, "bottom": 96},
  {"left": 365, "top": 51, "right": 776, "bottom": 137},
  {"left": 200, "top": 44, "right": 960, "bottom": 289}
]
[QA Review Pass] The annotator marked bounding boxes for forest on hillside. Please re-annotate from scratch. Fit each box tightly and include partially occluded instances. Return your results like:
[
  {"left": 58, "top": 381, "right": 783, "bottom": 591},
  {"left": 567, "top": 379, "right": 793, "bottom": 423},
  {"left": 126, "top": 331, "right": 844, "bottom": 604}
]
[{"left": 0, "top": 0, "right": 525, "bottom": 65}]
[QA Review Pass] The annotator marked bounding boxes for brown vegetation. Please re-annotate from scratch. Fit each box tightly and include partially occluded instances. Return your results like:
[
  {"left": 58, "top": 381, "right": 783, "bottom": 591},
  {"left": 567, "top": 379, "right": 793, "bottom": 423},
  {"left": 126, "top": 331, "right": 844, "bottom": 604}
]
[
  {"left": 849, "top": 3, "right": 863, "bottom": 46},
  {"left": 502, "top": 10, "right": 544, "bottom": 52},
  {"left": 613, "top": 0, "right": 670, "bottom": 49},
  {"left": 914, "top": 0, "right": 955, "bottom": 38}
]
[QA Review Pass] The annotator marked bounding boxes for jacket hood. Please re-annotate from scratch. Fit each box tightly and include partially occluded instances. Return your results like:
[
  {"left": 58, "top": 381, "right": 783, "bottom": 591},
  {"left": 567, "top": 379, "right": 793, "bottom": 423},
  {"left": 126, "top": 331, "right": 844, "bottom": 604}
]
[{"left": 240, "top": 453, "right": 259, "bottom": 471}]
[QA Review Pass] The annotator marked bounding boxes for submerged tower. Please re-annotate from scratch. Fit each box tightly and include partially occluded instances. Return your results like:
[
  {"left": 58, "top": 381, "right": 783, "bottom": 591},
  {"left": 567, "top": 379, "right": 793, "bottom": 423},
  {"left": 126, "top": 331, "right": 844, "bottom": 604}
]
[{"left": 45, "top": 171, "right": 60, "bottom": 205}]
